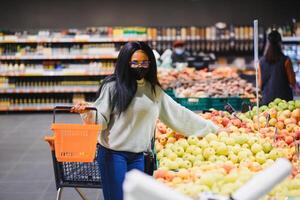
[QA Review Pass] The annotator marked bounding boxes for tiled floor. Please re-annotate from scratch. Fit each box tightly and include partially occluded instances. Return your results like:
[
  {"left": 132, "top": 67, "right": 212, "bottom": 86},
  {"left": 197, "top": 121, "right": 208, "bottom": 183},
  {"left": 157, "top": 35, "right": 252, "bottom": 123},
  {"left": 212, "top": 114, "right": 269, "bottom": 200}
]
[{"left": 0, "top": 113, "right": 103, "bottom": 200}]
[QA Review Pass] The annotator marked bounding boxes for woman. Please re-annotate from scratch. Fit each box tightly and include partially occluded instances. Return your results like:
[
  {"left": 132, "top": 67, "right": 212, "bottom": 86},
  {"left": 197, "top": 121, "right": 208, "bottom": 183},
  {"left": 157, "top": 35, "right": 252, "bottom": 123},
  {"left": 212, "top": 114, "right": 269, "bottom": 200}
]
[
  {"left": 71, "top": 42, "right": 218, "bottom": 200},
  {"left": 258, "top": 30, "right": 296, "bottom": 105}
]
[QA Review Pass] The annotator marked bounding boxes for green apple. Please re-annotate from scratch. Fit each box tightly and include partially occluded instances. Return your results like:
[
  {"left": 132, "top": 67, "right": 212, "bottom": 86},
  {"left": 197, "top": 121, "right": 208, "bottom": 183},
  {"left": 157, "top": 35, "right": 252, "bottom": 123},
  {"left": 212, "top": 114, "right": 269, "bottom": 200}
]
[
  {"left": 295, "top": 100, "right": 300, "bottom": 108},
  {"left": 186, "top": 145, "right": 197, "bottom": 154},
  {"left": 251, "top": 143, "right": 263, "bottom": 154},
  {"left": 233, "top": 134, "right": 248, "bottom": 145},
  {"left": 187, "top": 135, "right": 200, "bottom": 145},
  {"left": 176, "top": 139, "right": 189, "bottom": 151},
  {"left": 203, "top": 147, "right": 216, "bottom": 159},
  {"left": 247, "top": 136, "right": 259, "bottom": 146},
  {"left": 191, "top": 146, "right": 202, "bottom": 156},
  {"left": 238, "top": 151, "right": 249, "bottom": 162},
  {"left": 205, "top": 133, "right": 218, "bottom": 142},
  {"left": 216, "top": 143, "right": 229, "bottom": 156},
  {"left": 198, "top": 139, "right": 209, "bottom": 149},
  {"left": 274, "top": 98, "right": 282, "bottom": 105},
  {"left": 225, "top": 137, "right": 235, "bottom": 146},
  {"left": 165, "top": 143, "right": 174, "bottom": 150},
  {"left": 183, "top": 153, "right": 196, "bottom": 163},
  {"left": 268, "top": 102, "right": 276, "bottom": 108},
  {"left": 169, "top": 160, "right": 179, "bottom": 170},
  {"left": 268, "top": 149, "right": 283, "bottom": 160},
  {"left": 181, "top": 160, "right": 192, "bottom": 169},
  {"left": 172, "top": 145, "right": 185, "bottom": 157},
  {"left": 157, "top": 151, "right": 164, "bottom": 160},
  {"left": 210, "top": 141, "right": 221, "bottom": 151},
  {"left": 217, "top": 155, "right": 228, "bottom": 162},
  {"left": 193, "top": 160, "right": 203, "bottom": 167},
  {"left": 195, "top": 154, "right": 204, "bottom": 162},
  {"left": 163, "top": 148, "right": 173, "bottom": 157},
  {"left": 232, "top": 144, "right": 241, "bottom": 154},
  {"left": 288, "top": 104, "right": 295, "bottom": 111},
  {"left": 219, "top": 136, "right": 228, "bottom": 143},
  {"left": 262, "top": 142, "right": 272, "bottom": 153},
  {"left": 159, "top": 158, "right": 172, "bottom": 169},
  {"left": 208, "top": 155, "right": 218, "bottom": 162},
  {"left": 175, "top": 158, "right": 184, "bottom": 168},
  {"left": 218, "top": 131, "right": 229, "bottom": 138},
  {"left": 167, "top": 152, "right": 178, "bottom": 161},
  {"left": 255, "top": 151, "right": 267, "bottom": 164},
  {"left": 242, "top": 143, "right": 250, "bottom": 149},
  {"left": 229, "top": 153, "right": 239, "bottom": 164},
  {"left": 278, "top": 102, "right": 288, "bottom": 110}
]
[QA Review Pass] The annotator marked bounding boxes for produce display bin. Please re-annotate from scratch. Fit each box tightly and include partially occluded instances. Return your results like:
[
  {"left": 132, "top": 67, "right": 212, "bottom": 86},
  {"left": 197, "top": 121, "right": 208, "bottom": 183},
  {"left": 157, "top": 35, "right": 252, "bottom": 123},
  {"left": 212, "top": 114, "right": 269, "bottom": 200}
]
[
  {"left": 176, "top": 97, "right": 211, "bottom": 111},
  {"left": 164, "top": 89, "right": 175, "bottom": 98}
]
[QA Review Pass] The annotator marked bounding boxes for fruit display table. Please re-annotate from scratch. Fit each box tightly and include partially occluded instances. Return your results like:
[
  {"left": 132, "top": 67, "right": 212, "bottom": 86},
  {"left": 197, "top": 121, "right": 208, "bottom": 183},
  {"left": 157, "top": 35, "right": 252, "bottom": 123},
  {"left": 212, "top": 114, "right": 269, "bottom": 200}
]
[{"left": 154, "top": 98, "right": 300, "bottom": 199}]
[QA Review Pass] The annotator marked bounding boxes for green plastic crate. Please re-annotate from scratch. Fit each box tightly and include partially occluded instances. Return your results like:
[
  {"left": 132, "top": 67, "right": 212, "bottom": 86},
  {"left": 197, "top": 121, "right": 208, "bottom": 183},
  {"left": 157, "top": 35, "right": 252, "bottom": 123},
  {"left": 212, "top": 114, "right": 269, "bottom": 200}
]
[
  {"left": 210, "top": 97, "right": 251, "bottom": 111},
  {"left": 176, "top": 97, "right": 211, "bottom": 111},
  {"left": 164, "top": 89, "right": 175, "bottom": 98}
]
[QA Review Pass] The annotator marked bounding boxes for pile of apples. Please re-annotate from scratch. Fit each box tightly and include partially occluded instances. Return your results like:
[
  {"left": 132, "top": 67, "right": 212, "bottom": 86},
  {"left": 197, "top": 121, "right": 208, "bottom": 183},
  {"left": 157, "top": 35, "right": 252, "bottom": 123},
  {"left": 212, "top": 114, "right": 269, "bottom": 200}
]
[
  {"left": 154, "top": 166, "right": 300, "bottom": 198},
  {"left": 154, "top": 130, "right": 300, "bottom": 198},
  {"left": 156, "top": 133, "right": 288, "bottom": 172},
  {"left": 240, "top": 98, "right": 300, "bottom": 147},
  {"left": 154, "top": 98, "right": 300, "bottom": 198}
]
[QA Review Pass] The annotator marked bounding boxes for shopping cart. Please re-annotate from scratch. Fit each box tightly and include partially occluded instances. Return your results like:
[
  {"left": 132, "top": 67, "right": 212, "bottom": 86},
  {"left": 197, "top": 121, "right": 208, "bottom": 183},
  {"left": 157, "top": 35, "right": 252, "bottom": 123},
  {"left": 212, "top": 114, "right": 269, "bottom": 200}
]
[{"left": 45, "top": 106, "right": 102, "bottom": 200}]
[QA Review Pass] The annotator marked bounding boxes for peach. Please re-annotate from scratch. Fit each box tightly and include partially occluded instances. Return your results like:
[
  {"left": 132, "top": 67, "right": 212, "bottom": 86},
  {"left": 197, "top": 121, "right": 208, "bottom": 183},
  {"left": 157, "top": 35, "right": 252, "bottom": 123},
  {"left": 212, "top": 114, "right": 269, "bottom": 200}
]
[
  {"left": 165, "top": 171, "right": 175, "bottom": 181},
  {"left": 222, "top": 117, "right": 230, "bottom": 127},
  {"left": 284, "top": 135, "right": 294, "bottom": 145},
  {"left": 275, "top": 121, "right": 285, "bottom": 130},
  {"left": 269, "top": 109, "right": 277, "bottom": 118},
  {"left": 167, "top": 137, "right": 176, "bottom": 144},
  {"left": 269, "top": 118, "right": 277, "bottom": 126},
  {"left": 159, "top": 137, "right": 167, "bottom": 146},
  {"left": 154, "top": 169, "right": 168, "bottom": 179},
  {"left": 284, "top": 118, "right": 295, "bottom": 125},
  {"left": 177, "top": 169, "right": 190, "bottom": 180},
  {"left": 291, "top": 108, "right": 300, "bottom": 120},
  {"left": 155, "top": 143, "right": 164, "bottom": 152}
]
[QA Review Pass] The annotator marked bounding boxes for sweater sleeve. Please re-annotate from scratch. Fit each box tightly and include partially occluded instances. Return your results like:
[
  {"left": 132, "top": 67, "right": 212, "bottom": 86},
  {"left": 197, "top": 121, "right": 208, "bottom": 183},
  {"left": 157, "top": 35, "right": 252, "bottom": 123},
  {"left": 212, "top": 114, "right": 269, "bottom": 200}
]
[
  {"left": 81, "top": 83, "right": 113, "bottom": 130},
  {"left": 158, "top": 90, "right": 219, "bottom": 137}
]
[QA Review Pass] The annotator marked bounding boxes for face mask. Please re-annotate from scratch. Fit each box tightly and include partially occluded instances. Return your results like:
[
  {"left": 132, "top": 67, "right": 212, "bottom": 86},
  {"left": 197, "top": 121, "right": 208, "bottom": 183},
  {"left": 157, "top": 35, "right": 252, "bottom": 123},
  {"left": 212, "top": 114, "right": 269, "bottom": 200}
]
[
  {"left": 174, "top": 48, "right": 184, "bottom": 55},
  {"left": 130, "top": 67, "right": 149, "bottom": 80}
]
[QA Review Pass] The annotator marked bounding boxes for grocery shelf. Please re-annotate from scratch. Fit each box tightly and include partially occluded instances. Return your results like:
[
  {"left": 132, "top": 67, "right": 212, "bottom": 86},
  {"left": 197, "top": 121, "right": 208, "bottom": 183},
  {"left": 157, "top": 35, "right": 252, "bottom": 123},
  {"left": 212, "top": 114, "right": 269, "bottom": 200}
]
[
  {"left": 0, "top": 37, "right": 148, "bottom": 44},
  {"left": 0, "top": 104, "right": 72, "bottom": 111},
  {"left": 0, "top": 54, "right": 118, "bottom": 60},
  {"left": 0, "top": 86, "right": 98, "bottom": 94},
  {"left": 282, "top": 36, "right": 300, "bottom": 42},
  {"left": 0, "top": 71, "right": 113, "bottom": 77}
]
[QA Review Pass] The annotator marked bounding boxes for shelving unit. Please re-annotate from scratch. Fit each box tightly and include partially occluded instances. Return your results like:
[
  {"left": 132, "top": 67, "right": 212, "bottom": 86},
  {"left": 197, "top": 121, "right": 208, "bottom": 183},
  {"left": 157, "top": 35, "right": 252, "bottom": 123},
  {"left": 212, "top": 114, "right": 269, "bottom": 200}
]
[
  {"left": 282, "top": 36, "right": 300, "bottom": 85},
  {"left": 0, "top": 25, "right": 265, "bottom": 112}
]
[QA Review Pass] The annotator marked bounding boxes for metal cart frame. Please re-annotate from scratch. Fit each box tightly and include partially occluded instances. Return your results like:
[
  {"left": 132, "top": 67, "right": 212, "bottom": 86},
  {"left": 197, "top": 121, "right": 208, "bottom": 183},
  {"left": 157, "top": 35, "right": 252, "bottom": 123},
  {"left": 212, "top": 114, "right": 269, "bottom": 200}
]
[{"left": 46, "top": 106, "right": 102, "bottom": 200}]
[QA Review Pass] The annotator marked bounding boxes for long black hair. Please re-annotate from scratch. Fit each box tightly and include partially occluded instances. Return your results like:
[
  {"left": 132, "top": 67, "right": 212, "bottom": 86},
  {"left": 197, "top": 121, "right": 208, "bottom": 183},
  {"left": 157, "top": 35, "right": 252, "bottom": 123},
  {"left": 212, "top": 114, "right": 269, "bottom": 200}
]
[
  {"left": 264, "top": 30, "right": 283, "bottom": 64},
  {"left": 96, "top": 42, "right": 160, "bottom": 114}
]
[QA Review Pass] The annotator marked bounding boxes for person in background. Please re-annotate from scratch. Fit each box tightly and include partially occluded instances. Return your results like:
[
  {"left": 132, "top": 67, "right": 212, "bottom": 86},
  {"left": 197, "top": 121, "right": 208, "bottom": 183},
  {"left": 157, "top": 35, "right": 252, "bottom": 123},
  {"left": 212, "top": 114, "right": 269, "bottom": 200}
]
[
  {"left": 171, "top": 40, "right": 190, "bottom": 68},
  {"left": 71, "top": 42, "right": 219, "bottom": 200},
  {"left": 258, "top": 30, "right": 296, "bottom": 105}
]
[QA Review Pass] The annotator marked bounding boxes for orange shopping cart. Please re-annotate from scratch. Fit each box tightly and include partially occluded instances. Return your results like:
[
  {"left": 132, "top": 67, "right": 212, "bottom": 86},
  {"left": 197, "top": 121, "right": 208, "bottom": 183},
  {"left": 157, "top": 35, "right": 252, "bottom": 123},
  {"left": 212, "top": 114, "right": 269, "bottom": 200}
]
[{"left": 45, "top": 106, "right": 102, "bottom": 200}]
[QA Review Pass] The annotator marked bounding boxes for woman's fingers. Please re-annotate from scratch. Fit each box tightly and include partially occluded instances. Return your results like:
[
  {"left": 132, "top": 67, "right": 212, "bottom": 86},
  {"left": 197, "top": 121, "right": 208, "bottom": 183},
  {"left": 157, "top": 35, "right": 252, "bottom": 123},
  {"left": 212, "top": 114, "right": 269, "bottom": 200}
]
[{"left": 71, "top": 102, "right": 88, "bottom": 113}]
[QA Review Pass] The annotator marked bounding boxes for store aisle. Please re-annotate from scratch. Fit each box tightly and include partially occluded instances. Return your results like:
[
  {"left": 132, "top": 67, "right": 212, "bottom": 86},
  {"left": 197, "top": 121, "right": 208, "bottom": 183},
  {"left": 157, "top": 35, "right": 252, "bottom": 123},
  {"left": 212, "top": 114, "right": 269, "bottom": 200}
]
[{"left": 0, "top": 113, "right": 104, "bottom": 200}]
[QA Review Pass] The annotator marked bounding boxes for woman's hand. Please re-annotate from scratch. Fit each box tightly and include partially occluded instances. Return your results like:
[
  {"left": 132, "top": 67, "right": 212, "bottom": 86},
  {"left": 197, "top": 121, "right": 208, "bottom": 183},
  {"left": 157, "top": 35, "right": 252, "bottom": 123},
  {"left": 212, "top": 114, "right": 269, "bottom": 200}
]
[{"left": 71, "top": 101, "right": 90, "bottom": 114}]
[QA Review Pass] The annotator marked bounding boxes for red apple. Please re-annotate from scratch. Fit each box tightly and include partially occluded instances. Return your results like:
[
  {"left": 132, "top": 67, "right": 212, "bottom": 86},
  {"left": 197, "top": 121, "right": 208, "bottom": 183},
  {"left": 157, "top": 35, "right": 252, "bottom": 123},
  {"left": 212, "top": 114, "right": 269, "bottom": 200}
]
[{"left": 284, "top": 135, "right": 294, "bottom": 145}]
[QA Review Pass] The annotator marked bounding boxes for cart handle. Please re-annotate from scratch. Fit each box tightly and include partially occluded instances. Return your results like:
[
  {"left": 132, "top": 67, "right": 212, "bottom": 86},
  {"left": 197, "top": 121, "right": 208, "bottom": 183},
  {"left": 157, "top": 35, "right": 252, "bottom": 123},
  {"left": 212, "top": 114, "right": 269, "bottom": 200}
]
[
  {"left": 53, "top": 106, "right": 98, "bottom": 124},
  {"left": 44, "top": 135, "right": 55, "bottom": 151}
]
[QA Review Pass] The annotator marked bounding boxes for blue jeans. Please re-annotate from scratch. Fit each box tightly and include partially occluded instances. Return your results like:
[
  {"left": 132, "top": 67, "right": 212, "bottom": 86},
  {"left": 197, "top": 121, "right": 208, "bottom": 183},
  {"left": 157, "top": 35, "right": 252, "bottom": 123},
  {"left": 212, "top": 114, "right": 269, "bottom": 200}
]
[{"left": 97, "top": 145, "right": 145, "bottom": 200}]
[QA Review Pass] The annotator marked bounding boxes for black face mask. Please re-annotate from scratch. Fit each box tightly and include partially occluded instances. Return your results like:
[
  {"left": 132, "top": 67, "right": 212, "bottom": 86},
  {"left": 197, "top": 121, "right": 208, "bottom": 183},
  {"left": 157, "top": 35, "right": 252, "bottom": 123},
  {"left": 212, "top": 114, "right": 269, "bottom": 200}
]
[{"left": 130, "top": 68, "right": 149, "bottom": 80}]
